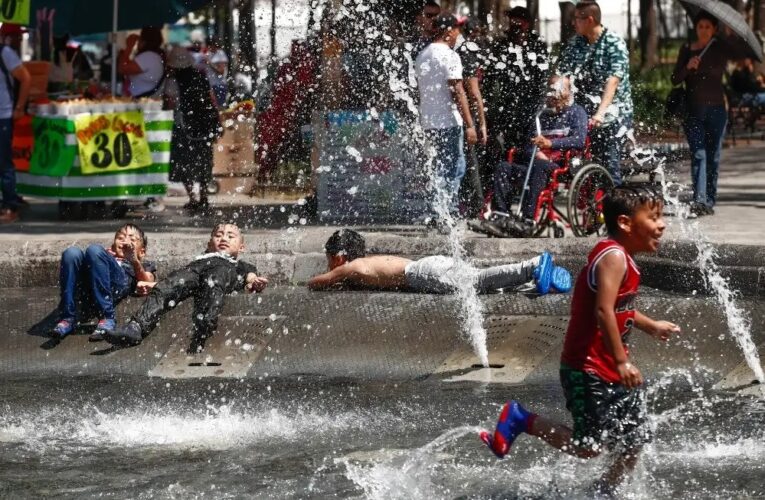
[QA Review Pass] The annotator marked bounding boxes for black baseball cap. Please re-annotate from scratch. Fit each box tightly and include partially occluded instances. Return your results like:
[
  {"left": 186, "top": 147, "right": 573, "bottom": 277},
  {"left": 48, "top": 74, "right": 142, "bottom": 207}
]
[
  {"left": 433, "top": 13, "right": 458, "bottom": 31},
  {"left": 504, "top": 6, "right": 532, "bottom": 22}
]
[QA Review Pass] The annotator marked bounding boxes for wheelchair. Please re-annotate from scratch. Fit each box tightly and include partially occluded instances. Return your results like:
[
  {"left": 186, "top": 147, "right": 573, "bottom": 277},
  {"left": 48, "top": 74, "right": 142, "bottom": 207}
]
[{"left": 475, "top": 134, "right": 615, "bottom": 238}]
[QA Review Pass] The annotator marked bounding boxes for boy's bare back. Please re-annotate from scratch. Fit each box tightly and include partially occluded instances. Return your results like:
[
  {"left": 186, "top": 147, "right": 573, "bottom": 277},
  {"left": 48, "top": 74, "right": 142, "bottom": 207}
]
[{"left": 308, "top": 255, "right": 412, "bottom": 290}]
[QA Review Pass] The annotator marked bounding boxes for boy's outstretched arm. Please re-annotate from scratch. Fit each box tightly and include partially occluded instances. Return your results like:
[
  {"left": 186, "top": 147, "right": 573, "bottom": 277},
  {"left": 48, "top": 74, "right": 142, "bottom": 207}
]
[
  {"left": 595, "top": 252, "right": 643, "bottom": 389},
  {"left": 307, "top": 266, "right": 352, "bottom": 290},
  {"left": 634, "top": 311, "right": 681, "bottom": 341}
]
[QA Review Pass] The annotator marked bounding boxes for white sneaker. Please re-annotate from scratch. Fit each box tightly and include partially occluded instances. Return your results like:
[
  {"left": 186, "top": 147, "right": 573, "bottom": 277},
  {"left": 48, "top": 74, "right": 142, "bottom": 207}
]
[{"left": 146, "top": 200, "right": 165, "bottom": 212}]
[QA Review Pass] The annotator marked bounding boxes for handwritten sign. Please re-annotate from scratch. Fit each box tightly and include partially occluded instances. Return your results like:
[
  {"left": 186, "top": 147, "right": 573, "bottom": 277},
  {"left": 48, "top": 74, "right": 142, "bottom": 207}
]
[
  {"left": 74, "top": 111, "right": 152, "bottom": 175},
  {"left": 29, "top": 117, "right": 75, "bottom": 176},
  {"left": 0, "top": 0, "right": 30, "bottom": 25}
]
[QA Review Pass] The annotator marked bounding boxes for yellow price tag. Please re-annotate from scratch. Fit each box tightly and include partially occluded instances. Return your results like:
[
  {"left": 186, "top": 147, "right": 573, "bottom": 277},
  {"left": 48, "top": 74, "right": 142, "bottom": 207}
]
[
  {"left": 75, "top": 111, "right": 153, "bottom": 175},
  {"left": 0, "top": 0, "right": 30, "bottom": 25}
]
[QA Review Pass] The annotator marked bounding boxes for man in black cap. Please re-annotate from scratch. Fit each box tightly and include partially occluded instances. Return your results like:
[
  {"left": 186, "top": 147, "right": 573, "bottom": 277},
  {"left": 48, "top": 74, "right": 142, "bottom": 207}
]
[{"left": 482, "top": 7, "right": 549, "bottom": 186}]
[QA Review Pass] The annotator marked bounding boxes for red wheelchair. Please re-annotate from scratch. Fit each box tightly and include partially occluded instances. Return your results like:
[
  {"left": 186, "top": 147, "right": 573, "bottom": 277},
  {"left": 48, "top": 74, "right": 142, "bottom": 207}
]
[{"left": 475, "top": 131, "right": 615, "bottom": 238}]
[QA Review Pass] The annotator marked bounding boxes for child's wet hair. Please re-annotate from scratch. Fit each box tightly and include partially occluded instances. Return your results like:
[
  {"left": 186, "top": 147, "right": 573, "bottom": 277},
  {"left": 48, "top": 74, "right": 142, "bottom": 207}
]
[
  {"left": 603, "top": 184, "right": 664, "bottom": 236},
  {"left": 211, "top": 222, "right": 244, "bottom": 242},
  {"left": 116, "top": 223, "right": 148, "bottom": 249},
  {"left": 325, "top": 229, "right": 366, "bottom": 262}
]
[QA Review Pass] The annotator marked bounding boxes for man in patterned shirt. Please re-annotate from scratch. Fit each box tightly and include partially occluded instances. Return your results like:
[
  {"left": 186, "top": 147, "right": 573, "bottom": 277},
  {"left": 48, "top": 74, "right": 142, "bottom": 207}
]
[{"left": 558, "top": 1, "right": 632, "bottom": 184}]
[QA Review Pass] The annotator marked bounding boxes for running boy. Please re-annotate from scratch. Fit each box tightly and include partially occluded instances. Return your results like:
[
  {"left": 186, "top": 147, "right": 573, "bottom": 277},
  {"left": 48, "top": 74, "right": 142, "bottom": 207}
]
[
  {"left": 104, "top": 223, "right": 268, "bottom": 353},
  {"left": 308, "top": 229, "right": 571, "bottom": 295},
  {"left": 52, "top": 224, "right": 156, "bottom": 341},
  {"left": 479, "top": 185, "right": 681, "bottom": 493}
]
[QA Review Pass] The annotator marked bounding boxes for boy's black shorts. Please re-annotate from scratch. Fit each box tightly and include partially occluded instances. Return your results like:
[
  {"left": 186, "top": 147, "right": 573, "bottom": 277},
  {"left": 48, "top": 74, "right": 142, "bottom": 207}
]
[{"left": 560, "top": 364, "right": 652, "bottom": 452}]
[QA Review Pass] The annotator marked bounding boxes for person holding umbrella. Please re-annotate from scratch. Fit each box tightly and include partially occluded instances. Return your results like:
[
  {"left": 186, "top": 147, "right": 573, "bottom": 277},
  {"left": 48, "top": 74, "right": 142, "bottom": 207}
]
[{"left": 671, "top": 10, "right": 749, "bottom": 216}]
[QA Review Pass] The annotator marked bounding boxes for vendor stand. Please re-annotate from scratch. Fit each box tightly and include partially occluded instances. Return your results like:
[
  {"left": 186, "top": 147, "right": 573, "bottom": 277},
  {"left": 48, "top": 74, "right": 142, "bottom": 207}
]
[{"left": 14, "top": 99, "right": 172, "bottom": 219}]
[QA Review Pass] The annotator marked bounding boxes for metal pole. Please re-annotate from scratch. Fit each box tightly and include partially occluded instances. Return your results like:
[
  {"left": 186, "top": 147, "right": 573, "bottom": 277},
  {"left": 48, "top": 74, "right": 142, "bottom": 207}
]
[
  {"left": 111, "top": 0, "right": 118, "bottom": 95},
  {"left": 516, "top": 109, "right": 544, "bottom": 218},
  {"left": 270, "top": 0, "right": 276, "bottom": 59}
]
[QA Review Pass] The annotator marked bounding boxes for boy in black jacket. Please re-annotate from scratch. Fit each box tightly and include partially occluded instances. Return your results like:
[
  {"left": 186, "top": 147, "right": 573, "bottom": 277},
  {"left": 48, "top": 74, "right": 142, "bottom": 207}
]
[{"left": 105, "top": 223, "right": 268, "bottom": 352}]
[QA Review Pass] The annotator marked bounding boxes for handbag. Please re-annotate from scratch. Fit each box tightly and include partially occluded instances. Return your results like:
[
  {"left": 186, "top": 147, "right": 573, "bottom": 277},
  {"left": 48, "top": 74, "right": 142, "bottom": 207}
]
[{"left": 665, "top": 86, "right": 687, "bottom": 119}]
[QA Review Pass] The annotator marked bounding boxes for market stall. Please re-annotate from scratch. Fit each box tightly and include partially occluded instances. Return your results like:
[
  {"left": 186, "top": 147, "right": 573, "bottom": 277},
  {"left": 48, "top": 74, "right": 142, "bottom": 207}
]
[{"left": 14, "top": 98, "right": 172, "bottom": 218}]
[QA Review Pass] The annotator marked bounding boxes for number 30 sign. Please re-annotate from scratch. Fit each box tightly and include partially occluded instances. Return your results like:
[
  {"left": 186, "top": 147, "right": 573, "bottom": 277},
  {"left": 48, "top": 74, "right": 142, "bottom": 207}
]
[{"left": 74, "top": 111, "right": 153, "bottom": 175}]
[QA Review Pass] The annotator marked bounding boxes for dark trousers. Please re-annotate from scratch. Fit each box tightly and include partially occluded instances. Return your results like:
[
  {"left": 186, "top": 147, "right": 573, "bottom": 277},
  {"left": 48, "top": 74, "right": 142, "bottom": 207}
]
[
  {"left": 132, "top": 260, "right": 241, "bottom": 339},
  {"left": 493, "top": 159, "right": 557, "bottom": 220},
  {"left": 684, "top": 105, "right": 727, "bottom": 207},
  {"left": 59, "top": 245, "right": 130, "bottom": 321},
  {"left": 590, "top": 119, "right": 631, "bottom": 186},
  {"left": 0, "top": 118, "right": 19, "bottom": 210}
]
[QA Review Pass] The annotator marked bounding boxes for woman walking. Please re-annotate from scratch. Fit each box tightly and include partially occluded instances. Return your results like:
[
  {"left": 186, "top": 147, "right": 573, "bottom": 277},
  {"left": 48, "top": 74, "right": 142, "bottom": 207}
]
[
  {"left": 671, "top": 11, "right": 744, "bottom": 216},
  {"left": 165, "top": 47, "right": 221, "bottom": 211}
]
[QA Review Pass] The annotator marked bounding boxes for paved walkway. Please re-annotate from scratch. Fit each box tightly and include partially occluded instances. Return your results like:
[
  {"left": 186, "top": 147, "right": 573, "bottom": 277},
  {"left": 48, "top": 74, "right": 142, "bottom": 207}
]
[{"left": 0, "top": 142, "right": 763, "bottom": 246}]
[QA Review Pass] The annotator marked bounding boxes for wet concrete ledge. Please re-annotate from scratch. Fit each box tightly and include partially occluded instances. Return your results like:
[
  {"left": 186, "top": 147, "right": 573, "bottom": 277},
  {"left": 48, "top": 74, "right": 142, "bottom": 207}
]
[
  {"left": 1, "top": 287, "right": 763, "bottom": 386},
  {"left": 0, "top": 231, "right": 763, "bottom": 297}
]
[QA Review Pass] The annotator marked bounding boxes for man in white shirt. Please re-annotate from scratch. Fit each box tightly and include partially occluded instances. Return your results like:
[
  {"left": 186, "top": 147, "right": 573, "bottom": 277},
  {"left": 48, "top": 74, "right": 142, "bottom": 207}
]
[{"left": 415, "top": 14, "right": 477, "bottom": 220}]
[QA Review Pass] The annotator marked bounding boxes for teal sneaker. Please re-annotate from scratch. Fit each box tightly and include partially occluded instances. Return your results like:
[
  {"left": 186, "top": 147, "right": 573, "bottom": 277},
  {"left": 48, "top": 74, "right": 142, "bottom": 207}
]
[{"left": 533, "top": 251, "right": 554, "bottom": 295}]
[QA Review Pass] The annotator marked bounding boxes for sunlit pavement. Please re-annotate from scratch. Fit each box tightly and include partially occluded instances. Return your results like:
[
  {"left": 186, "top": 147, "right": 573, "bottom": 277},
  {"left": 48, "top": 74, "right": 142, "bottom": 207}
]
[{"left": 0, "top": 142, "right": 763, "bottom": 247}]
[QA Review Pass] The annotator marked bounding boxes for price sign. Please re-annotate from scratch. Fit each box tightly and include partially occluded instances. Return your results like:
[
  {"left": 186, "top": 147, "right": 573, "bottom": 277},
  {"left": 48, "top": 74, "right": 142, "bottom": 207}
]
[
  {"left": 0, "top": 0, "right": 30, "bottom": 25},
  {"left": 29, "top": 117, "right": 76, "bottom": 176},
  {"left": 75, "top": 111, "right": 153, "bottom": 175}
]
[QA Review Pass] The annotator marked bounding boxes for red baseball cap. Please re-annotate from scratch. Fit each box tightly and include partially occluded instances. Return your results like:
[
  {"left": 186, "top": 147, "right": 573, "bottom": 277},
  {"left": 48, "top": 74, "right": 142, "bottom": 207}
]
[{"left": 0, "top": 24, "right": 27, "bottom": 37}]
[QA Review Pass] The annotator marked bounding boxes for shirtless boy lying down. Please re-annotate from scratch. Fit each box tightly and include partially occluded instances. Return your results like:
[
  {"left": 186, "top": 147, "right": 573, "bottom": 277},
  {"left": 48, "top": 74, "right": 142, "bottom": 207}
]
[{"left": 307, "top": 229, "right": 571, "bottom": 295}]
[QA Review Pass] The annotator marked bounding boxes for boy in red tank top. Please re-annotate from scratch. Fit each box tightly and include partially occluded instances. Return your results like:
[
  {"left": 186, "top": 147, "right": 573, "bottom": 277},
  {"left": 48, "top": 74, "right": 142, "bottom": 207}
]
[{"left": 479, "top": 185, "right": 681, "bottom": 494}]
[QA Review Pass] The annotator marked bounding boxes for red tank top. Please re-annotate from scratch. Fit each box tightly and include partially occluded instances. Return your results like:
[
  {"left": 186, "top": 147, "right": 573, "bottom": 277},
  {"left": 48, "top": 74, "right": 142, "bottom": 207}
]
[{"left": 560, "top": 239, "right": 641, "bottom": 383}]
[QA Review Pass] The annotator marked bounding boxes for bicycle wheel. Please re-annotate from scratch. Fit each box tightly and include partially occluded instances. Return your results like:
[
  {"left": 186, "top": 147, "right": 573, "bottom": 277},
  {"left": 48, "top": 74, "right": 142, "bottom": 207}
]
[{"left": 567, "top": 163, "right": 614, "bottom": 237}]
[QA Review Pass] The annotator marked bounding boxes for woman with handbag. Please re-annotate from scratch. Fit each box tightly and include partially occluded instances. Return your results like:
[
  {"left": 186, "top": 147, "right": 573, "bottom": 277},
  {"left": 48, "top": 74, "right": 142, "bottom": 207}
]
[
  {"left": 671, "top": 11, "right": 744, "bottom": 216},
  {"left": 165, "top": 46, "right": 221, "bottom": 212}
]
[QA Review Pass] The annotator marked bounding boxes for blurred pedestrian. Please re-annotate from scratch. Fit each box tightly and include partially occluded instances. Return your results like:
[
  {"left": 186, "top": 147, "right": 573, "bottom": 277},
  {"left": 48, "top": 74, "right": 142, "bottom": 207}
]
[
  {"left": 416, "top": 14, "right": 477, "bottom": 223},
  {"left": 482, "top": 7, "right": 548, "bottom": 175},
  {"left": 205, "top": 39, "right": 229, "bottom": 109},
  {"left": 165, "top": 46, "right": 221, "bottom": 212},
  {"left": 455, "top": 17, "right": 488, "bottom": 216},
  {"left": 559, "top": 1, "right": 632, "bottom": 185},
  {"left": 0, "top": 23, "right": 31, "bottom": 224},
  {"left": 671, "top": 11, "right": 748, "bottom": 216},
  {"left": 412, "top": 0, "right": 442, "bottom": 57},
  {"left": 118, "top": 26, "right": 167, "bottom": 212}
]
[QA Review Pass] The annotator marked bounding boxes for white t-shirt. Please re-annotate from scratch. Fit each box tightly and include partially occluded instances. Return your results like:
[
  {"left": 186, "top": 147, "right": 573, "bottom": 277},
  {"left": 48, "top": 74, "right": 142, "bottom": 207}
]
[
  {"left": 415, "top": 42, "right": 463, "bottom": 130},
  {"left": 128, "top": 51, "right": 164, "bottom": 97}
]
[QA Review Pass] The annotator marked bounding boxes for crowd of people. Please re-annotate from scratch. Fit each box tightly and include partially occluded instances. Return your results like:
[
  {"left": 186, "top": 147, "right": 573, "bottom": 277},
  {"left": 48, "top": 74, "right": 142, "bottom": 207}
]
[{"left": 411, "top": 1, "right": 634, "bottom": 235}]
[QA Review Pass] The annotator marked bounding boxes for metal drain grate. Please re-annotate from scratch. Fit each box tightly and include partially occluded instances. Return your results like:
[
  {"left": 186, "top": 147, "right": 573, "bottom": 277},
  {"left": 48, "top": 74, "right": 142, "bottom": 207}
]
[
  {"left": 434, "top": 315, "right": 567, "bottom": 384},
  {"left": 148, "top": 315, "right": 285, "bottom": 379}
]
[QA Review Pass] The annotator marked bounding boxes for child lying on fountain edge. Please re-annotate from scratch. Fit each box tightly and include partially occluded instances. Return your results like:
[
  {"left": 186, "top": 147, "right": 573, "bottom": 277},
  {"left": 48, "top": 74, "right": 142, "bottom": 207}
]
[
  {"left": 479, "top": 185, "right": 682, "bottom": 495},
  {"left": 104, "top": 223, "right": 269, "bottom": 353},
  {"left": 307, "top": 229, "right": 571, "bottom": 295}
]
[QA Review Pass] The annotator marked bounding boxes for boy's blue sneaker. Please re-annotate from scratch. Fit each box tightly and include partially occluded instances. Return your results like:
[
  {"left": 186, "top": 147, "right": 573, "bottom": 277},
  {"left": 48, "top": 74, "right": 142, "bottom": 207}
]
[
  {"left": 51, "top": 319, "right": 75, "bottom": 338},
  {"left": 533, "top": 251, "right": 554, "bottom": 295},
  {"left": 551, "top": 266, "right": 573, "bottom": 293},
  {"left": 479, "top": 400, "right": 534, "bottom": 458},
  {"left": 89, "top": 319, "right": 116, "bottom": 342}
]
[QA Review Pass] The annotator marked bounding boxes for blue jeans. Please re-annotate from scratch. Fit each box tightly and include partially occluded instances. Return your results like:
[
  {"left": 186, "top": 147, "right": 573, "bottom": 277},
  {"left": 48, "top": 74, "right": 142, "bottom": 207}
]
[
  {"left": 58, "top": 245, "right": 130, "bottom": 321},
  {"left": 494, "top": 159, "right": 558, "bottom": 220},
  {"left": 0, "top": 118, "right": 19, "bottom": 210},
  {"left": 684, "top": 105, "right": 727, "bottom": 207},
  {"left": 425, "top": 127, "right": 466, "bottom": 214},
  {"left": 590, "top": 119, "right": 631, "bottom": 186}
]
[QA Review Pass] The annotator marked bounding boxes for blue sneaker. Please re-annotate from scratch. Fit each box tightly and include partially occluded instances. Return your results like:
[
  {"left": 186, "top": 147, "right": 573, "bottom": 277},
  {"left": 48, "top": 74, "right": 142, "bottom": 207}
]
[
  {"left": 551, "top": 266, "right": 573, "bottom": 293},
  {"left": 533, "top": 251, "right": 554, "bottom": 295},
  {"left": 479, "top": 400, "right": 534, "bottom": 458},
  {"left": 51, "top": 319, "right": 75, "bottom": 338},
  {"left": 90, "top": 319, "right": 116, "bottom": 342}
]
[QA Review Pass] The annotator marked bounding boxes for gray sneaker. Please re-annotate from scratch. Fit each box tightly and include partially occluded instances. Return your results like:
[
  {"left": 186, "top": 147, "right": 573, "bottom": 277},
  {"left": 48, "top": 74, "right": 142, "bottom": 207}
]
[{"left": 104, "top": 321, "right": 143, "bottom": 347}]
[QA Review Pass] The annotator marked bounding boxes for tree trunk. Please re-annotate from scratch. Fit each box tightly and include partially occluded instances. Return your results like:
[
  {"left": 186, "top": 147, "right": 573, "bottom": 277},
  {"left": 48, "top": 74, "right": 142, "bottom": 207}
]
[
  {"left": 559, "top": 1, "right": 575, "bottom": 44},
  {"left": 639, "top": 0, "right": 658, "bottom": 72}
]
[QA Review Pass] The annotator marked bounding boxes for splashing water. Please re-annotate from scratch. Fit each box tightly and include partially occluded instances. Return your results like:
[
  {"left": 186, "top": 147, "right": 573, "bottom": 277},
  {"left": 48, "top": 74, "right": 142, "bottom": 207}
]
[
  {"left": 339, "top": 425, "right": 480, "bottom": 500},
  {"left": 652, "top": 158, "right": 764, "bottom": 383}
]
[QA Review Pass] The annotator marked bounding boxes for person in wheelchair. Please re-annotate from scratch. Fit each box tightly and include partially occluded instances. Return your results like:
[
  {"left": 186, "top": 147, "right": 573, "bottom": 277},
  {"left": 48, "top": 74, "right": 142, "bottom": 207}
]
[{"left": 478, "top": 75, "right": 587, "bottom": 237}]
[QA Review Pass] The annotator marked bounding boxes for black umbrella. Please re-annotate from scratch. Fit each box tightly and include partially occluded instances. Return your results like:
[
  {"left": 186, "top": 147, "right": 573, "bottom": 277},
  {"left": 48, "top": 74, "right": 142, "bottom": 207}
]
[{"left": 678, "top": 0, "right": 763, "bottom": 61}]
